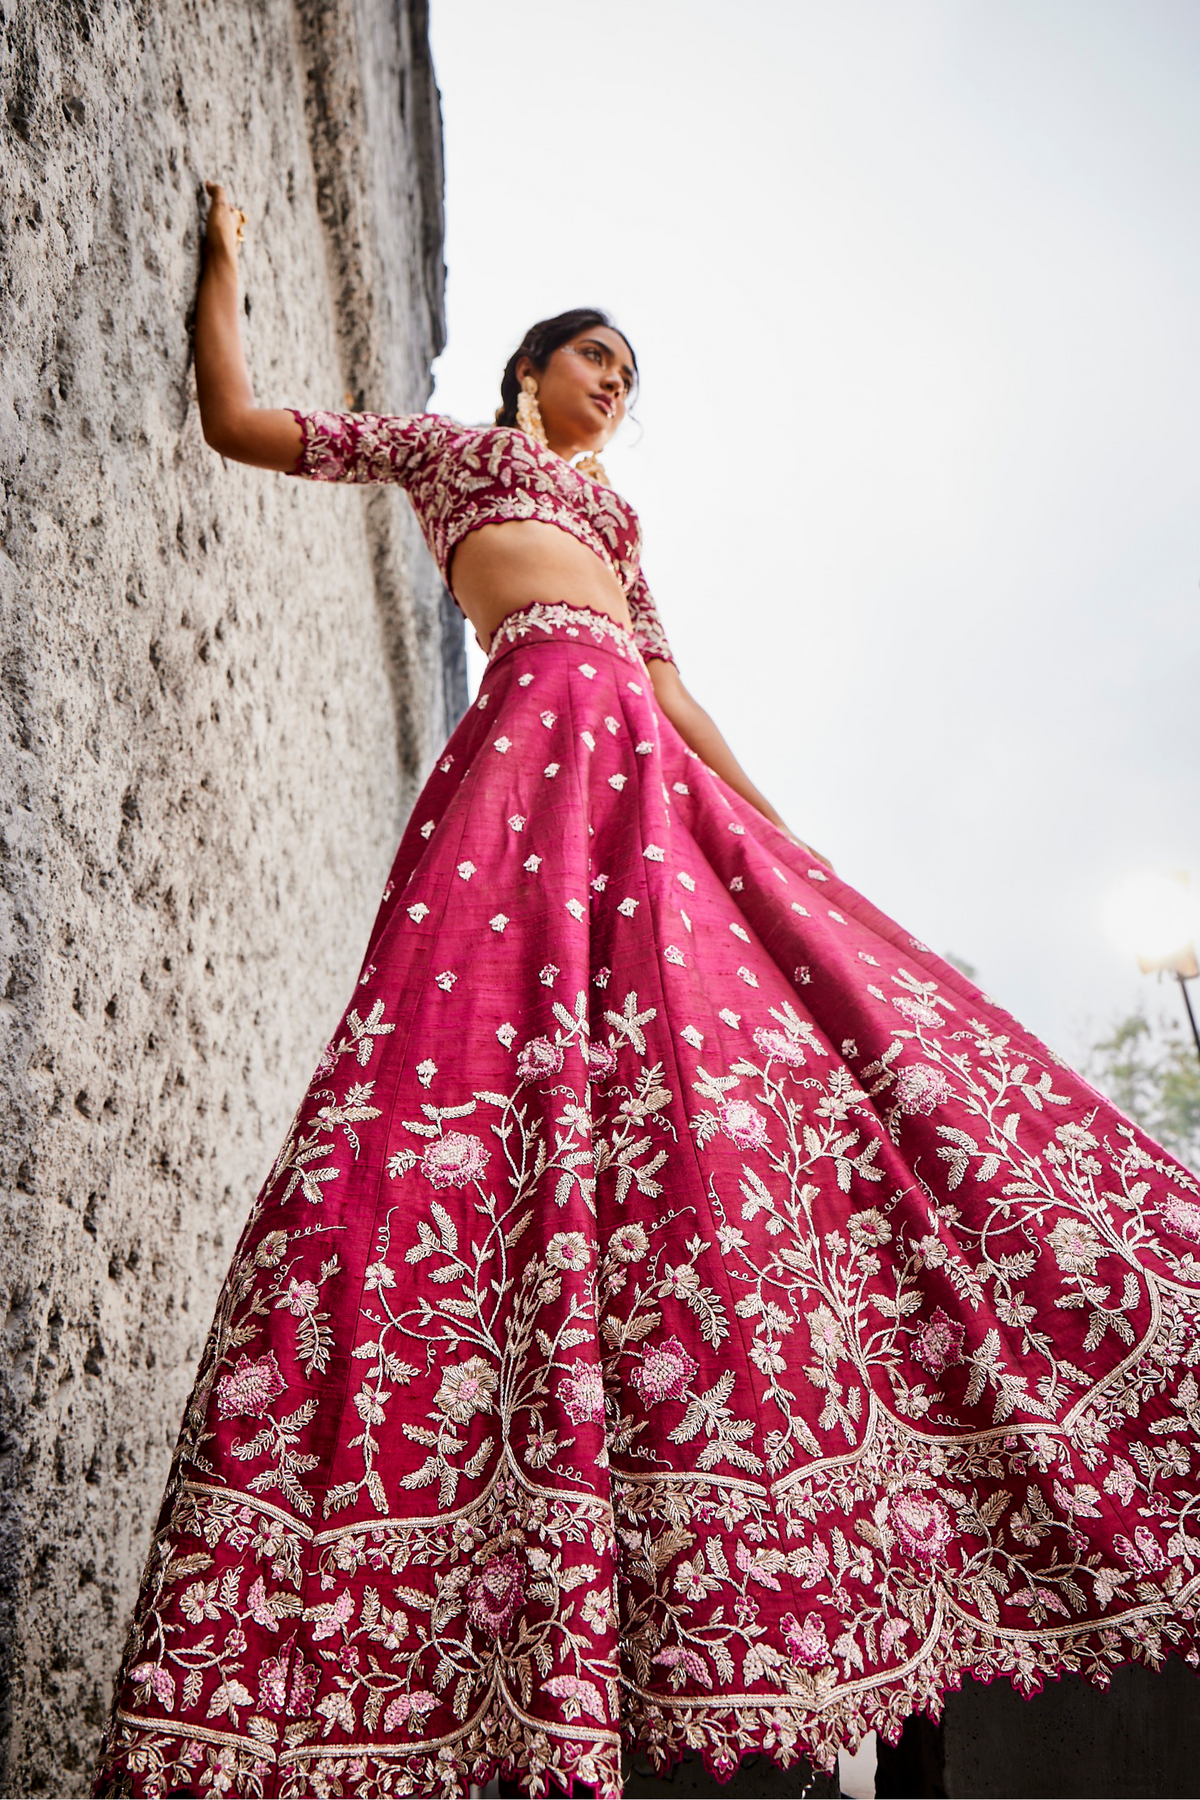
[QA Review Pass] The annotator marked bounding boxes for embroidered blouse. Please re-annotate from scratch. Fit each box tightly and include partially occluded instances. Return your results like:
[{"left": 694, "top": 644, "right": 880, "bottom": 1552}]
[{"left": 287, "top": 410, "right": 676, "bottom": 666}]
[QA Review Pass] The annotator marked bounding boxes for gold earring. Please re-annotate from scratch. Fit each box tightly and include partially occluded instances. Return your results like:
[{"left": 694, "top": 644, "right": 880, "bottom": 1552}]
[
  {"left": 515, "top": 376, "right": 549, "bottom": 447},
  {"left": 514, "top": 371, "right": 611, "bottom": 487}
]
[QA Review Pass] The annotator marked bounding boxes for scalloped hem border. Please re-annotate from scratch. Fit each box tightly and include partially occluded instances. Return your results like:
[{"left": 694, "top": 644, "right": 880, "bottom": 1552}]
[{"left": 96, "top": 1622, "right": 1200, "bottom": 1798}]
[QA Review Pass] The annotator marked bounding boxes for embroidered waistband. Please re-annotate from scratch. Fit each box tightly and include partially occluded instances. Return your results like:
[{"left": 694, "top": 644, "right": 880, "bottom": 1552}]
[{"left": 485, "top": 602, "right": 643, "bottom": 668}]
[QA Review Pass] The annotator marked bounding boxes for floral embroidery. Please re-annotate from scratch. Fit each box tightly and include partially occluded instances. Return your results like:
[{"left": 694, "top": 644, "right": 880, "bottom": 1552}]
[
  {"left": 216, "top": 1352, "right": 287, "bottom": 1420},
  {"left": 1162, "top": 1193, "right": 1200, "bottom": 1240},
  {"left": 781, "top": 1611, "right": 830, "bottom": 1667},
  {"left": 420, "top": 1131, "right": 488, "bottom": 1189},
  {"left": 559, "top": 1360, "right": 606, "bottom": 1424},
  {"left": 435, "top": 1357, "right": 498, "bottom": 1421},
  {"left": 467, "top": 1551, "right": 527, "bottom": 1637},
  {"left": 894, "top": 1063, "right": 952, "bottom": 1113},
  {"left": 516, "top": 1037, "right": 565, "bottom": 1083},
  {"left": 630, "top": 1338, "right": 699, "bottom": 1405},
  {"left": 911, "top": 1308, "right": 965, "bottom": 1376},
  {"left": 100, "top": 608, "right": 1200, "bottom": 1800}
]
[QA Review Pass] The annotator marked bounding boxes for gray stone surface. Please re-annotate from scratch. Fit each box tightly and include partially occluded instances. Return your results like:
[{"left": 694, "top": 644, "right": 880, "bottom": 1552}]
[{"left": 0, "top": 0, "right": 460, "bottom": 1788}]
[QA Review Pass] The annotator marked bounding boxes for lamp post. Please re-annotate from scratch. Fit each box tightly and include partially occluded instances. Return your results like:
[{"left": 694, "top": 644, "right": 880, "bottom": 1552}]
[
  {"left": 1179, "top": 969, "right": 1200, "bottom": 1064},
  {"left": 1103, "top": 872, "right": 1200, "bottom": 1069},
  {"left": 1136, "top": 942, "right": 1200, "bottom": 1067}
]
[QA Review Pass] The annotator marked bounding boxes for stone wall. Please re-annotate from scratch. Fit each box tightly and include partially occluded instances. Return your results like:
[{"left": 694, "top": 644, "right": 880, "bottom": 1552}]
[{"left": 0, "top": 1, "right": 461, "bottom": 1788}]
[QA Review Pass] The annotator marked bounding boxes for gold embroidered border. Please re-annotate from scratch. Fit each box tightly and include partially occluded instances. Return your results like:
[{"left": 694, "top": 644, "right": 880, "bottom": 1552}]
[{"left": 487, "top": 602, "right": 642, "bottom": 665}]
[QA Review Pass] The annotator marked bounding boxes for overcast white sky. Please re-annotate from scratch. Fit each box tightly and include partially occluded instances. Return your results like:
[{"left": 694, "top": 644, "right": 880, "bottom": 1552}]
[{"left": 427, "top": 0, "right": 1200, "bottom": 1064}]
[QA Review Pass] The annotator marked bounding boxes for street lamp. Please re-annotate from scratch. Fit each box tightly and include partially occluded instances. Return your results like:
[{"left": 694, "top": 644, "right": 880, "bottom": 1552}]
[{"left": 1101, "top": 872, "right": 1200, "bottom": 1065}]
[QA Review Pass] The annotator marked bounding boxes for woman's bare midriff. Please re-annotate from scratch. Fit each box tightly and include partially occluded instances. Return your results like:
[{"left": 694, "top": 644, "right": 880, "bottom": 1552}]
[{"left": 449, "top": 521, "right": 633, "bottom": 651}]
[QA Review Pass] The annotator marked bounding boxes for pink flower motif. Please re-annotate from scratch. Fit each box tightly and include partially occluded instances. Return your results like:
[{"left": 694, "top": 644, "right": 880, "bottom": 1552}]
[
  {"left": 131, "top": 1661, "right": 175, "bottom": 1706},
  {"left": 1161, "top": 1193, "right": 1200, "bottom": 1242},
  {"left": 382, "top": 1690, "right": 436, "bottom": 1729},
  {"left": 889, "top": 1490, "right": 954, "bottom": 1565},
  {"left": 912, "top": 1308, "right": 965, "bottom": 1377},
  {"left": 289, "top": 1654, "right": 318, "bottom": 1714},
  {"left": 258, "top": 1653, "right": 289, "bottom": 1713},
  {"left": 1114, "top": 1526, "right": 1166, "bottom": 1572},
  {"left": 781, "top": 1610, "right": 829, "bottom": 1667},
  {"left": 718, "top": 1097, "right": 771, "bottom": 1152},
  {"left": 558, "top": 1359, "right": 605, "bottom": 1424},
  {"left": 310, "top": 1589, "right": 355, "bottom": 1642},
  {"left": 893, "top": 1064, "right": 953, "bottom": 1115},
  {"left": 631, "top": 1337, "right": 699, "bottom": 1406},
  {"left": 285, "top": 1279, "right": 319, "bottom": 1315},
  {"left": 516, "top": 1037, "right": 564, "bottom": 1082},
  {"left": 466, "top": 1550, "right": 525, "bottom": 1637},
  {"left": 1135, "top": 1525, "right": 1168, "bottom": 1570},
  {"left": 652, "top": 1644, "right": 710, "bottom": 1682},
  {"left": 543, "top": 1673, "right": 605, "bottom": 1717},
  {"left": 216, "top": 1351, "right": 286, "bottom": 1420},
  {"left": 753, "top": 1027, "right": 805, "bottom": 1067},
  {"left": 420, "top": 1131, "right": 488, "bottom": 1189},
  {"left": 587, "top": 1040, "right": 618, "bottom": 1082},
  {"left": 1103, "top": 1458, "right": 1138, "bottom": 1505},
  {"left": 893, "top": 997, "right": 945, "bottom": 1028}
]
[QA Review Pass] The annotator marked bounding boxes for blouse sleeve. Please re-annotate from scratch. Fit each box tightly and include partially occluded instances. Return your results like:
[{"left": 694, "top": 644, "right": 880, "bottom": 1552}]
[
  {"left": 286, "top": 409, "right": 454, "bottom": 486},
  {"left": 627, "top": 569, "right": 676, "bottom": 666}
]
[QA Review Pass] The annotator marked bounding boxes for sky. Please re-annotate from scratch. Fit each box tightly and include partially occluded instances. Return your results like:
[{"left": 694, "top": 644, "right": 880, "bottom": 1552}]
[{"left": 427, "top": 0, "right": 1200, "bottom": 1065}]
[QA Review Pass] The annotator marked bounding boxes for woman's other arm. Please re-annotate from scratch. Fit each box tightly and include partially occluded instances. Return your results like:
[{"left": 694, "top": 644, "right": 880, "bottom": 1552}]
[
  {"left": 195, "top": 183, "right": 302, "bottom": 471},
  {"left": 647, "top": 658, "right": 832, "bottom": 863}
]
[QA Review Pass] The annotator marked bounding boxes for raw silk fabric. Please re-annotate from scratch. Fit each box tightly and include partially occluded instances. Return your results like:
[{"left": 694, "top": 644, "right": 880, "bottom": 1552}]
[{"left": 98, "top": 605, "right": 1200, "bottom": 1798}]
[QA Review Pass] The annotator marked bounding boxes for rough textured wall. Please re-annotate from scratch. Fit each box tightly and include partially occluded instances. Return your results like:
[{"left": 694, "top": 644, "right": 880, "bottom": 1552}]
[{"left": 0, "top": 1, "right": 461, "bottom": 1788}]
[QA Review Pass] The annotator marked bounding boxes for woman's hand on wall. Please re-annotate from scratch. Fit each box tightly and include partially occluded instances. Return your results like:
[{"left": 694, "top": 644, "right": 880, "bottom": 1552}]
[
  {"left": 203, "top": 181, "right": 245, "bottom": 266},
  {"left": 194, "top": 181, "right": 302, "bottom": 472}
]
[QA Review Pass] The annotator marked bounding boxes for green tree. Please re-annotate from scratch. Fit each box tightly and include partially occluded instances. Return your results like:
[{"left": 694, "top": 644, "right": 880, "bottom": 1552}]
[{"left": 1085, "top": 1000, "right": 1200, "bottom": 1174}]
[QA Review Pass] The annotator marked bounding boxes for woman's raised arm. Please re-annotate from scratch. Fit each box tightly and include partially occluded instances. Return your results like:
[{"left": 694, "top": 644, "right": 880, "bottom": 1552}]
[{"left": 194, "top": 183, "right": 302, "bottom": 471}]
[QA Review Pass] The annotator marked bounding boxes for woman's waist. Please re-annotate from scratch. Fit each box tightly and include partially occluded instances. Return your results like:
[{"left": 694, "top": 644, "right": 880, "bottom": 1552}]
[
  {"left": 447, "top": 517, "right": 634, "bottom": 627},
  {"left": 443, "top": 508, "right": 639, "bottom": 592},
  {"left": 450, "top": 524, "right": 637, "bottom": 656}
]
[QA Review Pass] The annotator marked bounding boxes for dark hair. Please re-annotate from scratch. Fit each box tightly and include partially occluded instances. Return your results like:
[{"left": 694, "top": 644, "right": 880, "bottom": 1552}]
[{"left": 495, "top": 308, "right": 638, "bottom": 426}]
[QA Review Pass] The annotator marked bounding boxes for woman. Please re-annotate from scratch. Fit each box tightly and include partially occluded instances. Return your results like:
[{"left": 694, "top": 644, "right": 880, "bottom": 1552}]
[{"left": 97, "top": 187, "right": 1200, "bottom": 1799}]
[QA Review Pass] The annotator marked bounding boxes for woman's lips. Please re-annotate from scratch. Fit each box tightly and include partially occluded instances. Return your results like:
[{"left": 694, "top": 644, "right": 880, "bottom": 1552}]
[{"left": 591, "top": 394, "right": 615, "bottom": 417}]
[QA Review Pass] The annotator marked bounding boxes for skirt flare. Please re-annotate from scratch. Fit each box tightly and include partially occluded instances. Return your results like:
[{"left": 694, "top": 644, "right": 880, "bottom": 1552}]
[{"left": 97, "top": 601, "right": 1200, "bottom": 1798}]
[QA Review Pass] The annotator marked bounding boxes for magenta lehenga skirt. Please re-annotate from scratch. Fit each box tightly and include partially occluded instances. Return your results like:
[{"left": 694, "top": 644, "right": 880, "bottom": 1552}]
[{"left": 97, "top": 601, "right": 1200, "bottom": 1798}]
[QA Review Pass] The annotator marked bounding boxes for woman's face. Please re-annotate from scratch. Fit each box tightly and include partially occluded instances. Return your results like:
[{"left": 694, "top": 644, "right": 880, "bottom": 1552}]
[{"left": 517, "top": 326, "right": 635, "bottom": 456}]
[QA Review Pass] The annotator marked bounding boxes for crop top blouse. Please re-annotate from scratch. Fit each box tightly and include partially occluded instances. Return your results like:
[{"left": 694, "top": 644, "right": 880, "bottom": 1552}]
[{"left": 286, "top": 410, "right": 675, "bottom": 665}]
